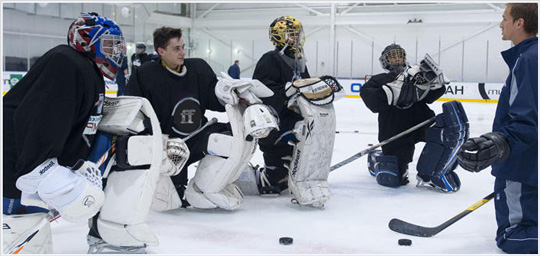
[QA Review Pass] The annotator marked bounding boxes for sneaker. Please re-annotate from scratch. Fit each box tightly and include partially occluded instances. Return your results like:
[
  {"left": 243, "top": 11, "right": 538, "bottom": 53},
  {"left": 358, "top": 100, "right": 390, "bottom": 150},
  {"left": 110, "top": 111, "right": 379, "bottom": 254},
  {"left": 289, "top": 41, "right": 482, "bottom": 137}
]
[{"left": 87, "top": 235, "right": 146, "bottom": 254}]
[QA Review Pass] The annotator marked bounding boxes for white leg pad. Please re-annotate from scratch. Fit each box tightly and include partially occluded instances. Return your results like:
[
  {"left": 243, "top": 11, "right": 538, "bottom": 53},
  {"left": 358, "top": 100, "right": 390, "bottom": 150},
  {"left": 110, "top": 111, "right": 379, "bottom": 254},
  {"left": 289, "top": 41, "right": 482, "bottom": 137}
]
[
  {"left": 97, "top": 97, "right": 162, "bottom": 247},
  {"left": 288, "top": 97, "right": 336, "bottom": 207},
  {"left": 185, "top": 104, "right": 256, "bottom": 210},
  {"left": 97, "top": 218, "right": 157, "bottom": 247},
  {"left": 151, "top": 175, "right": 182, "bottom": 212},
  {"left": 3, "top": 213, "right": 53, "bottom": 254}
]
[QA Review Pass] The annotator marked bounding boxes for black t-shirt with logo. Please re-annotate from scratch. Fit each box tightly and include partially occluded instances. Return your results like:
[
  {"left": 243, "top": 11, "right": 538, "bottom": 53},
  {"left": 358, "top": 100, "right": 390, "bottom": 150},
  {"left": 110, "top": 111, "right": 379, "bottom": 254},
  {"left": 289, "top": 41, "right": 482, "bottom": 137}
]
[{"left": 126, "top": 58, "right": 224, "bottom": 138}]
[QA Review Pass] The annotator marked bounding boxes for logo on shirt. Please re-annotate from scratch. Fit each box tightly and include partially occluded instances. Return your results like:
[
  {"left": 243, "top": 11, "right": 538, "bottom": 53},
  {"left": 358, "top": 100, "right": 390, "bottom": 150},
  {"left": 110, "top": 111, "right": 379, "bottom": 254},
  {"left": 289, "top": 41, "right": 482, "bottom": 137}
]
[{"left": 171, "top": 97, "right": 202, "bottom": 135}]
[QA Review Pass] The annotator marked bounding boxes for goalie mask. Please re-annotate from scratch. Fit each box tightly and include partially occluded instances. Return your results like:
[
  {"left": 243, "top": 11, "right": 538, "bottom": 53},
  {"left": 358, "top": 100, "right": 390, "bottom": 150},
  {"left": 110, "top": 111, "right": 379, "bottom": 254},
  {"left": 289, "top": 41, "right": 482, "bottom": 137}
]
[
  {"left": 68, "top": 12, "right": 126, "bottom": 80},
  {"left": 269, "top": 16, "right": 305, "bottom": 55},
  {"left": 379, "top": 44, "right": 407, "bottom": 75}
]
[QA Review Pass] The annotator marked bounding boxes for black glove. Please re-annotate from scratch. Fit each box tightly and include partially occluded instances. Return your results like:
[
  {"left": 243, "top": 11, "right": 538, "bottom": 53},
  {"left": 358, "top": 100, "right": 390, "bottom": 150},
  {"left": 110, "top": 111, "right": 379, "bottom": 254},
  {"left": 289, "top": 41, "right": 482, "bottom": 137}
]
[
  {"left": 457, "top": 132, "right": 510, "bottom": 172},
  {"left": 396, "top": 75, "right": 416, "bottom": 109}
]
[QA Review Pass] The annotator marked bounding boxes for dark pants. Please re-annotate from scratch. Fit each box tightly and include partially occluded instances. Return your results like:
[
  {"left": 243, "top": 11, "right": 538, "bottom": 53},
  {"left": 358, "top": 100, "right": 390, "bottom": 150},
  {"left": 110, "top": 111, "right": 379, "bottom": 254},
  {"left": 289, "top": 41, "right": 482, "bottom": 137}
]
[
  {"left": 257, "top": 108, "right": 302, "bottom": 186},
  {"left": 494, "top": 178, "right": 538, "bottom": 254},
  {"left": 381, "top": 125, "right": 428, "bottom": 177}
]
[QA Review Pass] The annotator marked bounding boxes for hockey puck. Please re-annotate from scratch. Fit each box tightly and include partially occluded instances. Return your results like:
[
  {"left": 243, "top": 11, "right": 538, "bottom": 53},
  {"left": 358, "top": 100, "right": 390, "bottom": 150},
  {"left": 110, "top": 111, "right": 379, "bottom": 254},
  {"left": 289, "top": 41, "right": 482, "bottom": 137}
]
[
  {"left": 279, "top": 237, "right": 293, "bottom": 245},
  {"left": 398, "top": 239, "right": 412, "bottom": 246}
]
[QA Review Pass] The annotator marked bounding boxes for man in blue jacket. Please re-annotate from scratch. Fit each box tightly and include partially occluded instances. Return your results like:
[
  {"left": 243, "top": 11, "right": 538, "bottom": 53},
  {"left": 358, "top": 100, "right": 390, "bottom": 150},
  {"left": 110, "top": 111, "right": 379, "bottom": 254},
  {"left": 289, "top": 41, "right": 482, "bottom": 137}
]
[
  {"left": 458, "top": 3, "right": 537, "bottom": 254},
  {"left": 227, "top": 60, "right": 240, "bottom": 79}
]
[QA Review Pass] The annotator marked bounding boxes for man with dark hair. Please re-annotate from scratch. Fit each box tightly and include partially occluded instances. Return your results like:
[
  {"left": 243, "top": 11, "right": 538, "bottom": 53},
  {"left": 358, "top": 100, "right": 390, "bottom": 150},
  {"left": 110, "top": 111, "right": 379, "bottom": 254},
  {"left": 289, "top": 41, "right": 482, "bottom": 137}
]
[
  {"left": 126, "top": 26, "right": 226, "bottom": 207},
  {"left": 458, "top": 3, "right": 538, "bottom": 254},
  {"left": 126, "top": 27, "right": 276, "bottom": 211},
  {"left": 227, "top": 60, "right": 240, "bottom": 79}
]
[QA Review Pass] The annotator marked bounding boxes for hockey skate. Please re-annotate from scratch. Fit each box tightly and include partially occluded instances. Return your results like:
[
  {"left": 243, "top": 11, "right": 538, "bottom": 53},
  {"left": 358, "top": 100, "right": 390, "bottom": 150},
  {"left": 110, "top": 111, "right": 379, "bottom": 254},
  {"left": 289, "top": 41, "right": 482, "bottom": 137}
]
[
  {"left": 87, "top": 235, "right": 146, "bottom": 254},
  {"left": 415, "top": 171, "right": 460, "bottom": 193}
]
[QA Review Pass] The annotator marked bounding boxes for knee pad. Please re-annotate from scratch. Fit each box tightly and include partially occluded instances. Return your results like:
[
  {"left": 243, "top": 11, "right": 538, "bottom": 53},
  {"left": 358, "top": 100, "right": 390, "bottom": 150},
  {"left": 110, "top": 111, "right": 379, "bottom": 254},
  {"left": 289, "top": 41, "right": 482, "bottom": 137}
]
[
  {"left": 367, "top": 151, "right": 402, "bottom": 188},
  {"left": 95, "top": 96, "right": 162, "bottom": 247},
  {"left": 185, "top": 104, "right": 258, "bottom": 210},
  {"left": 287, "top": 97, "right": 336, "bottom": 207},
  {"left": 417, "top": 101, "right": 468, "bottom": 192}
]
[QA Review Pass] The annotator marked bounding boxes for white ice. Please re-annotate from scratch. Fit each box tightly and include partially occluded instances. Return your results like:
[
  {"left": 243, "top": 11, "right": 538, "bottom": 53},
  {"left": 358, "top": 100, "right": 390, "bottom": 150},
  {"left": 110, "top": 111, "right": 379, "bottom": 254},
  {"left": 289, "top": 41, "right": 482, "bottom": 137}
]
[{"left": 50, "top": 98, "right": 503, "bottom": 255}]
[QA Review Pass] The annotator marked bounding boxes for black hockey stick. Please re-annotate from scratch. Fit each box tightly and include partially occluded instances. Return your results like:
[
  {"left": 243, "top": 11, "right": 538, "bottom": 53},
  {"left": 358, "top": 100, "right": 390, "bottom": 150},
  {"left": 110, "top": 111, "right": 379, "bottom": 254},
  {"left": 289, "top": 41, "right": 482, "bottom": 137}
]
[
  {"left": 388, "top": 192, "right": 495, "bottom": 237},
  {"left": 5, "top": 143, "right": 117, "bottom": 254},
  {"left": 330, "top": 116, "right": 435, "bottom": 172}
]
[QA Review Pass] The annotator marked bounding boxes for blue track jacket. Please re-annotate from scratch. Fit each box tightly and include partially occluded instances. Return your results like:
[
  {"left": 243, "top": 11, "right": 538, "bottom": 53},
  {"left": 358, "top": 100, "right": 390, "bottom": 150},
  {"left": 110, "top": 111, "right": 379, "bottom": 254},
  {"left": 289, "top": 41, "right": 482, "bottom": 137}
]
[{"left": 491, "top": 37, "right": 538, "bottom": 188}]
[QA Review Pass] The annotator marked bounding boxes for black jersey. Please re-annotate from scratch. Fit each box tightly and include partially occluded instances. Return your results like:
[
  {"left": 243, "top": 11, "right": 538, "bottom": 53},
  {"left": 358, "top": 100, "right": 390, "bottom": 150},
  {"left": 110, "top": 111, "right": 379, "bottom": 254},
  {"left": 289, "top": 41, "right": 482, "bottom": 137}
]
[
  {"left": 3, "top": 45, "right": 106, "bottom": 198},
  {"left": 360, "top": 72, "right": 445, "bottom": 147},
  {"left": 126, "top": 58, "right": 224, "bottom": 137},
  {"left": 253, "top": 49, "right": 310, "bottom": 127}
]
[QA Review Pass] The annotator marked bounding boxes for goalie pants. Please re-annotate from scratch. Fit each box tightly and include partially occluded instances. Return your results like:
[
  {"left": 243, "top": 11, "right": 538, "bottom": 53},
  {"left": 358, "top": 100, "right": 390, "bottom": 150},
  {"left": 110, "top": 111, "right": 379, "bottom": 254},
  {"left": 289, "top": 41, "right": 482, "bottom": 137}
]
[
  {"left": 257, "top": 111, "right": 303, "bottom": 186},
  {"left": 170, "top": 122, "right": 231, "bottom": 187},
  {"left": 494, "top": 178, "right": 538, "bottom": 254},
  {"left": 381, "top": 124, "right": 429, "bottom": 177}
]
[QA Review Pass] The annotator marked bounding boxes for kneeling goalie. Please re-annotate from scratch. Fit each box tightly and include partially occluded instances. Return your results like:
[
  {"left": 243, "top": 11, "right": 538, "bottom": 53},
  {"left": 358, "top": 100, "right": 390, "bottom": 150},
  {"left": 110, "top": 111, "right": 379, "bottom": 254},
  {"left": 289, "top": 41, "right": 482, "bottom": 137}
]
[{"left": 360, "top": 43, "right": 469, "bottom": 192}]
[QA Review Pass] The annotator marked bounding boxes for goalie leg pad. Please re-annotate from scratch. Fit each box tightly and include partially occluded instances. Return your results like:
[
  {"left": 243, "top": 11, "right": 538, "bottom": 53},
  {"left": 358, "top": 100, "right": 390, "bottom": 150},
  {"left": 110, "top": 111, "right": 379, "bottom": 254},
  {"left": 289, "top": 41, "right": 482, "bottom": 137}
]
[
  {"left": 151, "top": 175, "right": 182, "bottom": 211},
  {"left": 2, "top": 213, "right": 53, "bottom": 254},
  {"left": 185, "top": 104, "right": 255, "bottom": 210},
  {"left": 96, "top": 97, "right": 162, "bottom": 247},
  {"left": 367, "top": 152, "right": 402, "bottom": 188},
  {"left": 287, "top": 97, "right": 336, "bottom": 207},
  {"left": 417, "top": 101, "right": 468, "bottom": 192}
]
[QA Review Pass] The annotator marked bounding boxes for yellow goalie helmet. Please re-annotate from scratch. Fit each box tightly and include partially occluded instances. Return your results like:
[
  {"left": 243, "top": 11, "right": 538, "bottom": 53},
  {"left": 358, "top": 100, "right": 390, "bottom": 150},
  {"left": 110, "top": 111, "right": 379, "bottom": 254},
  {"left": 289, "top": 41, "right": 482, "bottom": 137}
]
[{"left": 269, "top": 16, "right": 305, "bottom": 53}]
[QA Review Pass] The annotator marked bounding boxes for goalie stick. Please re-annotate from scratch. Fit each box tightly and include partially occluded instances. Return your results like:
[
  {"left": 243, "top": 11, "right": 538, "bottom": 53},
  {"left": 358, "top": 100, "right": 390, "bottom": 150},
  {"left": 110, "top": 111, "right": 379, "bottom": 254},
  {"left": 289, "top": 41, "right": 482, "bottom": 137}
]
[
  {"left": 5, "top": 144, "right": 117, "bottom": 255},
  {"left": 184, "top": 117, "right": 218, "bottom": 141},
  {"left": 330, "top": 116, "right": 435, "bottom": 172},
  {"left": 388, "top": 192, "right": 495, "bottom": 237}
]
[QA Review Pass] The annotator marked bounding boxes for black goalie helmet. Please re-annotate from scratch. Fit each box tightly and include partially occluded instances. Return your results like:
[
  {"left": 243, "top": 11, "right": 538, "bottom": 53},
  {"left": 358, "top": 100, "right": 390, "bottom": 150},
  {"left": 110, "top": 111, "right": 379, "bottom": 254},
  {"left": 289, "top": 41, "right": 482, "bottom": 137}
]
[{"left": 379, "top": 44, "right": 407, "bottom": 75}]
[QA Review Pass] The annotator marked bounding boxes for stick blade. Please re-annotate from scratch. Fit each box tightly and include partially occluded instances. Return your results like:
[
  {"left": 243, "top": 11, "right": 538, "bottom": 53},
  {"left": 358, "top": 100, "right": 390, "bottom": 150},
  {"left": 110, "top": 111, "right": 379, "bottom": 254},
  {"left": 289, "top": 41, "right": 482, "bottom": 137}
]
[{"left": 388, "top": 218, "right": 439, "bottom": 237}]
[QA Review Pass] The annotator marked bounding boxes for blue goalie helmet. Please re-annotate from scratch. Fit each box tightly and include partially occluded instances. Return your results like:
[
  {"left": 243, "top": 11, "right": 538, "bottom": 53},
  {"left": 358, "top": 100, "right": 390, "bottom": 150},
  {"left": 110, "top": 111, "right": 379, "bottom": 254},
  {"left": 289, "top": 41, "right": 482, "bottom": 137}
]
[{"left": 68, "top": 12, "right": 126, "bottom": 80}]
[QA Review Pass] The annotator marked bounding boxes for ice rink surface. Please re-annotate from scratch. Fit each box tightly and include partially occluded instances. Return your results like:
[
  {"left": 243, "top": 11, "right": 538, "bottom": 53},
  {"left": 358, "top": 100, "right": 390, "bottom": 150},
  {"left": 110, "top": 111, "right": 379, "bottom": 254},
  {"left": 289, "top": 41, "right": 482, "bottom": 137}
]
[{"left": 51, "top": 98, "right": 504, "bottom": 255}]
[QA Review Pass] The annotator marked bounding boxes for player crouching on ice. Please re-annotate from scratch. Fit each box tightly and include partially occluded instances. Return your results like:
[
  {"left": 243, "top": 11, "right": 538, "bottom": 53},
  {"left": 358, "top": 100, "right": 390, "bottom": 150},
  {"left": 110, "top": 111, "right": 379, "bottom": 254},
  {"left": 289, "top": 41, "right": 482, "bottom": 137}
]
[
  {"left": 1, "top": 13, "right": 165, "bottom": 254},
  {"left": 123, "top": 27, "right": 278, "bottom": 213},
  {"left": 234, "top": 16, "right": 346, "bottom": 208},
  {"left": 147, "top": 76, "right": 278, "bottom": 212},
  {"left": 360, "top": 43, "right": 469, "bottom": 192}
]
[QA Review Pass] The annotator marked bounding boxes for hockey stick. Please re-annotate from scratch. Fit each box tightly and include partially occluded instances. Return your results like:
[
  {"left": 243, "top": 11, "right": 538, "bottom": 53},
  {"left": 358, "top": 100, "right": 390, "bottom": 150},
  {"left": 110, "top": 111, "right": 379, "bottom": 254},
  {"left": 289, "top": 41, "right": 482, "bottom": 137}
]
[
  {"left": 5, "top": 143, "right": 117, "bottom": 254},
  {"left": 388, "top": 192, "right": 495, "bottom": 237},
  {"left": 183, "top": 117, "right": 218, "bottom": 141},
  {"left": 330, "top": 116, "right": 435, "bottom": 172}
]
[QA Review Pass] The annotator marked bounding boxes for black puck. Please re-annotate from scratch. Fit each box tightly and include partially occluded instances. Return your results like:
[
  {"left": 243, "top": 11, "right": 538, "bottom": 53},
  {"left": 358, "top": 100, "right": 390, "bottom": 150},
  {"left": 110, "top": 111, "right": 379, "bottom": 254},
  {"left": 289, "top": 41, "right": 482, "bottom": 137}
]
[
  {"left": 398, "top": 238, "right": 412, "bottom": 246},
  {"left": 279, "top": 237, "right": 293, "bottom": 245}
]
